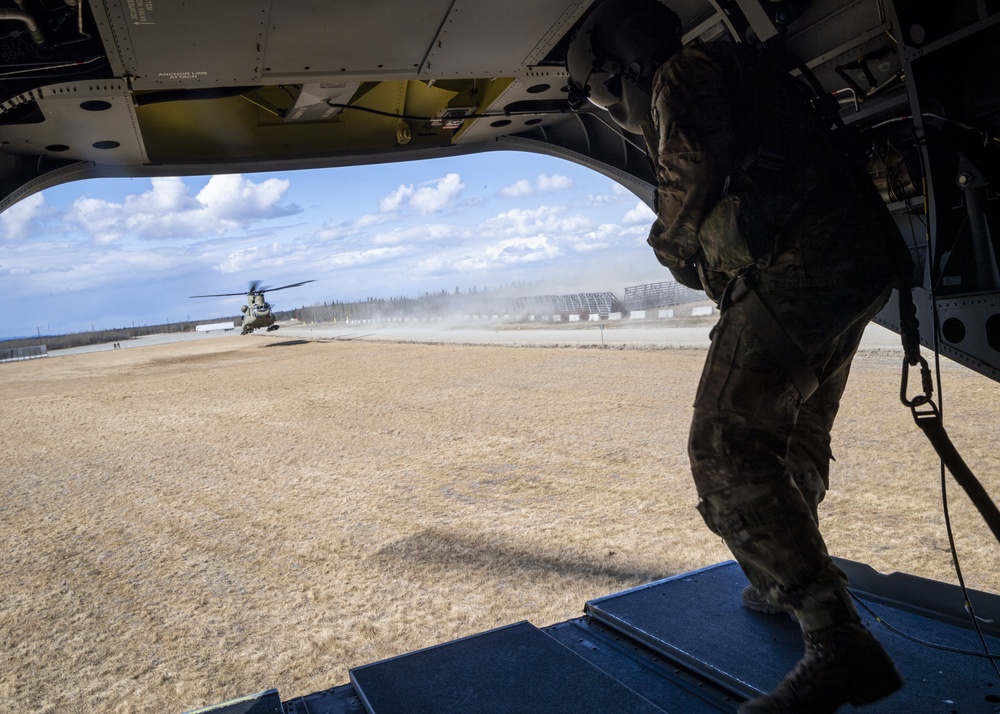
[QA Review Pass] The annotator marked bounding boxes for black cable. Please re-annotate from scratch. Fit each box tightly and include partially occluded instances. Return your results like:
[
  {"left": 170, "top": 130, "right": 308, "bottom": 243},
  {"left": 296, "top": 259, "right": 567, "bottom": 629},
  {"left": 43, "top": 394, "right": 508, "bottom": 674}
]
[
  {"left": 586, "top": 110, "right": 649, "bottom": 153},
  {"left": 851, "top": 592, "right": 1000, "bottom": 661},
  {"left": 325, "top": 101, "right": 651, "bottom": 154},
  {"left": 867, "top": 113, "right": 998, "bottom": 146},
  {"left": 927, "top": 280, "right": 1000, "bottom": 678},
  {"left": 324, "top": 101, "right": 573, "bottom": 122},
  {"left": 0, "top": 55, "right": 106, "bottom": 79}
]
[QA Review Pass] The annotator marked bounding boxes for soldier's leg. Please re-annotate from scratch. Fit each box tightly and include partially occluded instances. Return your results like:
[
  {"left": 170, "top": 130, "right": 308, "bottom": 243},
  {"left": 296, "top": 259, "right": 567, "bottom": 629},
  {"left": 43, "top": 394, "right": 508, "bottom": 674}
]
[
  {"left": 736, "top": 379, "right": 839, "bottom": 614},
  {"left": 783, "top": 367, "right": 845, "bottom": 523},
  {"left": 740, "top": 390, "right": 838, "bottom": 616},
  {"left": 689, "top": 304, "right": 855, "bottom": 629},
  {"left": 781, "top": 288, "right": 882, "bottom": 523},
  {"left": 691, "top": 319, "right": 902, "bottom": 714},
  {"left": 699, "top": 288, "right": 902, "bottom": 713},
  {"left": 742, "top": 384, "right": 844, "bottom": 613}
]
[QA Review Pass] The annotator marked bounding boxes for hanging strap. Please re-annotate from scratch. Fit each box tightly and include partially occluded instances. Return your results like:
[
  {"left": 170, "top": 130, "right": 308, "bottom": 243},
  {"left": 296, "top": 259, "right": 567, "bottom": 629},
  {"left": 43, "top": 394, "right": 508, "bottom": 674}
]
[
  {"left": 902, "top": 359, "right": 1000, "bottom": 545},
  {"left": 896, "top": 282, "right": 923, "bottom": 367},
  {"left": 896, "top": 260, "right": 1000, "bottom": 544}
]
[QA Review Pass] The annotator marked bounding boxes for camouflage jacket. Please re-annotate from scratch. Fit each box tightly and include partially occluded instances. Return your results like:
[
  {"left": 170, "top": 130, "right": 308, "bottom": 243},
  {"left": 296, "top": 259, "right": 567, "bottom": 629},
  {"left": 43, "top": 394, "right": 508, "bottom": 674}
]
[{"left": 640, "top": 43, "right": 895, "bottom": 302}]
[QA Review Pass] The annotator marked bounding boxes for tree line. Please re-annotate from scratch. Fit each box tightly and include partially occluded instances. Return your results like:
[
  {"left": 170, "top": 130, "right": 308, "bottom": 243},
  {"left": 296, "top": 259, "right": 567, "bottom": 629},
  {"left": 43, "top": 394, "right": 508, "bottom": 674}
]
[
  {"left": 290, "top": 282, "right": 545, "bottom": 323},
  {"left": 0, "top": 318, "right": 227, "bottom": 351}
]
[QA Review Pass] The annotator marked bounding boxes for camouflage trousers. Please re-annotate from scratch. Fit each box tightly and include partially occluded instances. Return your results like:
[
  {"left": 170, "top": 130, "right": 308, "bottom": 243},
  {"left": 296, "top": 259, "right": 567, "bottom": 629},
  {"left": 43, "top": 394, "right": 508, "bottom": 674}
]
[{"left": 690, "top": 279, "right": 891, "bottom": 632}]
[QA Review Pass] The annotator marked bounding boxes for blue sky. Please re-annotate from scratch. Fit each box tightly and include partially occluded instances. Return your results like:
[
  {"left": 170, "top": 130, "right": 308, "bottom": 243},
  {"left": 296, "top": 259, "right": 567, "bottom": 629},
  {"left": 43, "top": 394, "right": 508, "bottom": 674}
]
[{"left": 1, "top": 151, "right": 665, "bottom": 339}]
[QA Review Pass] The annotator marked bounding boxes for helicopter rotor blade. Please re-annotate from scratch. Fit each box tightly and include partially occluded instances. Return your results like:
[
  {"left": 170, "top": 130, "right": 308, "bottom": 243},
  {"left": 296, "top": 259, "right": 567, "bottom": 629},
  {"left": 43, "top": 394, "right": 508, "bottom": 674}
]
[
  {"left": 263, "top": 279, "right": 317, "bottom": 292},
  {"left": 190, "top": 279, "right": 315, "bottom": 299}
]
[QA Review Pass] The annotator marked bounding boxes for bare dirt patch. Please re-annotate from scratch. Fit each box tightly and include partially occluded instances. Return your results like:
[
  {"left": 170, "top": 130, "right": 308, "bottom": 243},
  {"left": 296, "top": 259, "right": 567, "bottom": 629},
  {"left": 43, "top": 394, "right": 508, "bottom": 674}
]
[{"left": 1, "top": 335, "right": 998, "bottom": 712}]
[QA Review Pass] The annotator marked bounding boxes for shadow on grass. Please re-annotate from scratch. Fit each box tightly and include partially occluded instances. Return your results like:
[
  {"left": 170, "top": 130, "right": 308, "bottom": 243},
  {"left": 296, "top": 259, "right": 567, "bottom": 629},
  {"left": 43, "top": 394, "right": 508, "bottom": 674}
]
[
  {"left": 375, "top": 527, "right": 674, "bottom": 587},
  {"left": 261, "top": 339, "right": 312, "bottom": 347}
]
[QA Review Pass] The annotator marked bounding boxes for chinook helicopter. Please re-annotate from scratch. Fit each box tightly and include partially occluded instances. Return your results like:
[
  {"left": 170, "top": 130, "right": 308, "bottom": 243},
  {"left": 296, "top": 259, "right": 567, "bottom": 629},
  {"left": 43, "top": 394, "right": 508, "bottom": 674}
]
[{"left": 190, "top": 280, "right": 315, "bottom": 335}]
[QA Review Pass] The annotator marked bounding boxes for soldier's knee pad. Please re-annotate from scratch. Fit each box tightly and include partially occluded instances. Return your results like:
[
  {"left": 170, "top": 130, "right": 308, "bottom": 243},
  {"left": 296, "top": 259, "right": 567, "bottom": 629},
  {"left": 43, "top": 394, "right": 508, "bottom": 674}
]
[{"left": 695, "top": 480, "right": 810, "bottom": 547}]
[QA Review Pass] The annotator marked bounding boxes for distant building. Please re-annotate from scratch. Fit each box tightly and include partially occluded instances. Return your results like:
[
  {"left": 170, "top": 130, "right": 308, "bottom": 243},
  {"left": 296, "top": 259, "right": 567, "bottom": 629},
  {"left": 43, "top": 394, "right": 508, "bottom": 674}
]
[
  {"left": 467, "top": 292, "right": 624, "bottom": 319},
  {"left": 0, "top": 345, "right": 47, "bottom": 362},
  {"left": 195, "top": 322, "right": 236, "bottom": 333},
  {"left": 623, "top": 281, "right": 702, "bottom": 311}
]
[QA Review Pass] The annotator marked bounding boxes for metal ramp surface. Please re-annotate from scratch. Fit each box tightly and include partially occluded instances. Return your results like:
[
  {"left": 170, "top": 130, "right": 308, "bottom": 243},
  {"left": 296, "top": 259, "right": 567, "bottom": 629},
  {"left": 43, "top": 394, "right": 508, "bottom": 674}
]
[
  {"left": 243, "top": 559, "right": 1000, "bottom": 714},
  {"left": 584, "top": 560, "right": 1000, "bottom": 713},
  {"left": 348, "top": 620, "right": 668, "bottom": 713}
]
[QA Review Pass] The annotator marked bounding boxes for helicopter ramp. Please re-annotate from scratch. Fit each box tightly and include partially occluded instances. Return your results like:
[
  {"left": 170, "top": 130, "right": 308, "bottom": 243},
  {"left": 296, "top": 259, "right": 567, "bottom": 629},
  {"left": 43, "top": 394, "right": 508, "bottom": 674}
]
[{"left": 194, "top": 559, "right": 1000, "bottom": 713}]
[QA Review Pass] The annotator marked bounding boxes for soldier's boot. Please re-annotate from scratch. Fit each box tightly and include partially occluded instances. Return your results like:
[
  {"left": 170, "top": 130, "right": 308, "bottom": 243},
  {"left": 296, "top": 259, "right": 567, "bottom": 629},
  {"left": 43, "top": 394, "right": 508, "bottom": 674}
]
[
  {"left": 737, "top": 621, "right": 903, "bottom": 714},
  {"left": 741, "top": 585, "right": 797, "bottom": 622}
]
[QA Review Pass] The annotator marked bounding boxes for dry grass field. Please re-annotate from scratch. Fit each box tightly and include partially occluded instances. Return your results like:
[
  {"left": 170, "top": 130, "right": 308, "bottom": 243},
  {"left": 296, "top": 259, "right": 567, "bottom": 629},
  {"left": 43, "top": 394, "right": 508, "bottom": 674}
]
[{"left": 1, "top": 331, "right": 998, "bottom": 713}]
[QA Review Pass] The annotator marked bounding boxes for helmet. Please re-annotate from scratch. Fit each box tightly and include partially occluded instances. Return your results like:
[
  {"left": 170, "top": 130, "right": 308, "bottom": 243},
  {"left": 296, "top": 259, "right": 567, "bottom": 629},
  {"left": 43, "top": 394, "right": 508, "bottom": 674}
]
[{"left": 565, "top": 0, "right": 682, "bottom": 132}]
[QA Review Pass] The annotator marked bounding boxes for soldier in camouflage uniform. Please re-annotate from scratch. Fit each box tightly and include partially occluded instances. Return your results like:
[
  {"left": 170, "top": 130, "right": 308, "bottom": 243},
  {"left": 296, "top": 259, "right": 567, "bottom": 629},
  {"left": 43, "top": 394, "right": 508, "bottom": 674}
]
[{"left": 567, "top": 1, "right": 904, "bottom": 712}]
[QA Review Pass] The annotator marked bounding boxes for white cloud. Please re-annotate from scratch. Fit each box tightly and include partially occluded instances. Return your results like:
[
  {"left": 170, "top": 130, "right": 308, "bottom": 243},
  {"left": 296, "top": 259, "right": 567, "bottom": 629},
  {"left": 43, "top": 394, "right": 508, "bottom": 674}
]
[
  {"left": 411, "top": 225, "right": 568, "bottom": 276},
  {"left": 371, "top": 223, "right": 456, "bottom": 246},
  {"left": 128, "top": 176, "right": 197, "bottom": 214},
  {"left": 537, "top": 174, "right": 573, "bottom": 192},
  {"left": 485, "top": 205, "right": 591, "bottom": 237},
  {"left": 379, "top": 173, "right": 465, "bottom": 215},
  {"left": 319, "top": 246, "right": 411, "bottom": 268},
  {"left": 71, "top": 197, "right": 129, "bottom": 244},
  {"left": 500, "top": 179, "right": 533, "bottom": 198},
  {"left": 619, "top": 224, "right": 651, "bottom": 238},
  {"left": 196, "top": 175, "right": 293, "bottom": 220},
  {"left": 415, "top": 255, "right": 446, "bottom": 273},
  {"left": 379, "top": 184, "right": 414, "bottom": 213},
  {"left": 437, "top": 235, "right": 563, "bottom": 274},
  {"left": 212, "top": 240, "right": 411, "bottom": 277},
  {"left": 1, "top": 193, "right": 46, "bottom": 240},
  {"left": 3, "top": 236, "right": 197, "bottom": 298},
  {"left": 410, "top": 173, "right": 464, "bottom": 215},
  {"left": 588, "top": 223, "right": 620, "bottom": 240},
  {"left": 574, "top": 242, "right": 609, "bottom": 252},
  {"left": 587, "top": 181, "right": 635, "bottom": 205},
  {"left": 623, "top": 200, "right": 655, "bottom": 225},
  {"left": 65, "top": 175, "right": 300, "bottom": 243},
  {"left": 314, "top": 212, "right": 392, "bottom": 242},
  {"left": 208, "top": 236, "right": 322, "bottom": 276},
  {"left": 484, "top": 235, "right": 561, "bottom": 264},
  {"left": 354, "top": 213, "right": 393, "bottom": 229},
  {"left": 569, "top": 224, "right": 615, "bottom": 252},
  {"left": 451, "top": 255, "right": 489, "bottom": 272},
  {"left": 500, "top": 173, "right": 573, "bottom": 198},
  {"left": 214, "top": 247, "right": 261, "bottom": 274}
]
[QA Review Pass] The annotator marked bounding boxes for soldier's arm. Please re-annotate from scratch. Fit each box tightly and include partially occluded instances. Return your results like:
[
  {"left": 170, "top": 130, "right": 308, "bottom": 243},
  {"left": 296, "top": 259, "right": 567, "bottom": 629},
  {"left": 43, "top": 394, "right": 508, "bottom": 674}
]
[
  {"left": 667, "top": 262, "right": 703, "bottom": 290},
  {"left": 645, "top": 48, "right": 736, "bottom": 272}
]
